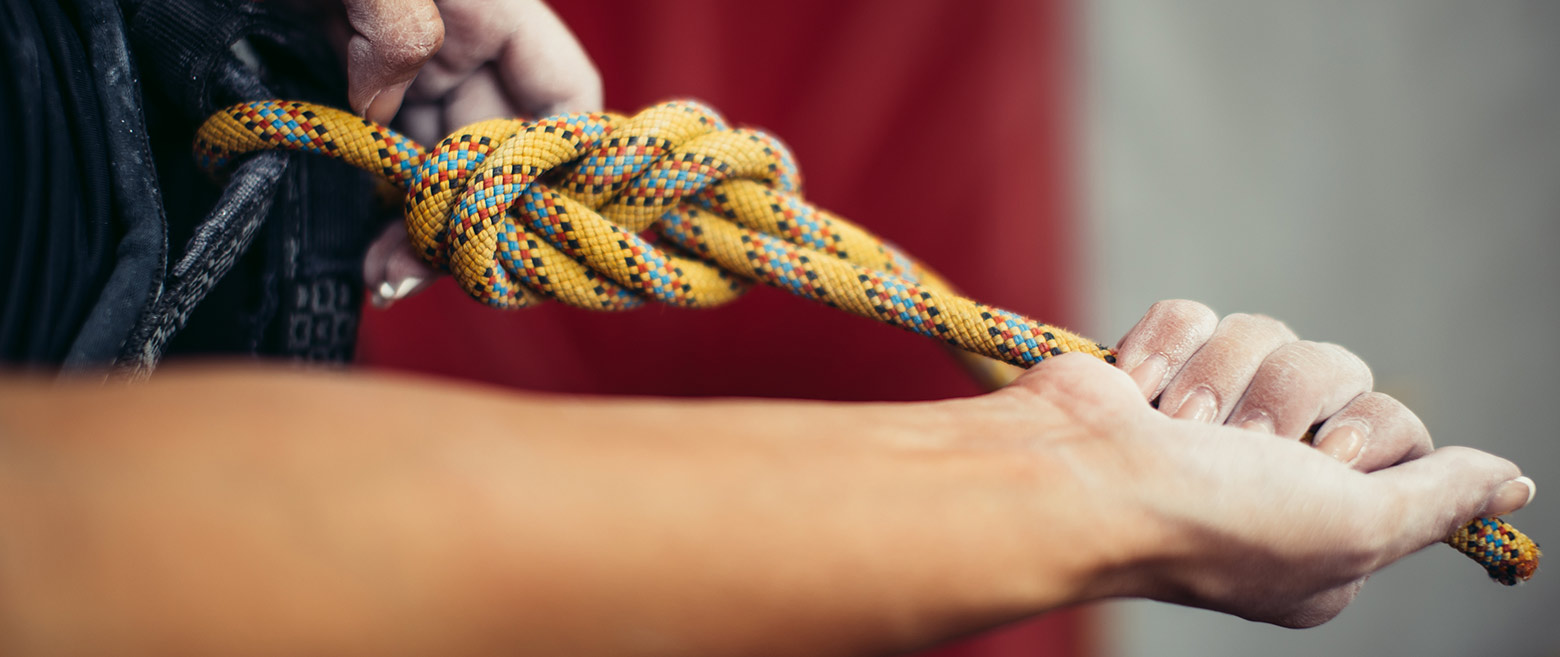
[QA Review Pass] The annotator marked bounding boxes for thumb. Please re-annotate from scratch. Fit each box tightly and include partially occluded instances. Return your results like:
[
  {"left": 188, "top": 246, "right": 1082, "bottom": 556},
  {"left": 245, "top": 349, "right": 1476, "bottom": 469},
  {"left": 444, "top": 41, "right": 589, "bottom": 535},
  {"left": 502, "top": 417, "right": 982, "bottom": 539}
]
[
  {"left": 342, "top": 0, "right": 444, "bottom": 124},
  {"left": 1005, "top": 351, "right": 1145, "bottom": 415},
  {"left": 1374, "top": 445, "right": 1531, "bottom": 557}
]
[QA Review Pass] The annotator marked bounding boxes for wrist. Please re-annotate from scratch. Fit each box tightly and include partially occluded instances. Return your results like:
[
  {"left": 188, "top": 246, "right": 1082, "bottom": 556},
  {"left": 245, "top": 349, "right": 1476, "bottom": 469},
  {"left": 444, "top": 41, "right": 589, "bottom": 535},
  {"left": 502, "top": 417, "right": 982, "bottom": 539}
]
[{"left": 938, "top": 385, "right": 1173, "bottom": 610}]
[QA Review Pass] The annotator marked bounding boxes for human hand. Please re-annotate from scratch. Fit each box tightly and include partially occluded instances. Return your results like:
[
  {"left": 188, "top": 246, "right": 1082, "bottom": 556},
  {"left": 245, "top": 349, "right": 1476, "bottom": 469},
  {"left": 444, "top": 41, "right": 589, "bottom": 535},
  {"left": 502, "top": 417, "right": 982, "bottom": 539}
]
[
  {"left": 1111, "top": 300, "right": 1530, "bottom": 484},
  {"left": 993, "top": 348, "right": 1532, "bottom": 627},
  {"left": 310, "top": 0, "right": 602, "bottom": 306},
  {"left": 0, "top": 325, "right": 1531, "bottom": 651}
]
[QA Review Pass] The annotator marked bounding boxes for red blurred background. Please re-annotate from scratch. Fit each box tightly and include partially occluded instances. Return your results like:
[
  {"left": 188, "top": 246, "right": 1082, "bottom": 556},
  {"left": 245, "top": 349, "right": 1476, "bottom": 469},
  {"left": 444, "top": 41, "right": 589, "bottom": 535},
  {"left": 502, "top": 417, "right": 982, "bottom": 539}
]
[{"left": 358, "top": 1, "right": 1090, "bottom": 654}]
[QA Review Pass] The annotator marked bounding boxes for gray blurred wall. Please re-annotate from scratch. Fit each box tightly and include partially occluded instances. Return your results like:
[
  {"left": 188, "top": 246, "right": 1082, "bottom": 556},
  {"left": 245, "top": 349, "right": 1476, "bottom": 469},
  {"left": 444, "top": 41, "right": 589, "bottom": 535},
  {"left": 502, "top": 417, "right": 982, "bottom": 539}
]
[{"left": 1082, "top": 2, "right": 1560, "bottom": 655}]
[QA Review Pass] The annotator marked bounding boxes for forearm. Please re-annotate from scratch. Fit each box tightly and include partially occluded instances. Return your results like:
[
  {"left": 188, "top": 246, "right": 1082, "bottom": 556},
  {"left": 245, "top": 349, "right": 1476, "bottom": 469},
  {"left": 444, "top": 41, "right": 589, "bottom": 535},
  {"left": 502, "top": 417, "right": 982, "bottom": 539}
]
[{"left": 0, "top": 367, "right": 1108, "bottom": 656}]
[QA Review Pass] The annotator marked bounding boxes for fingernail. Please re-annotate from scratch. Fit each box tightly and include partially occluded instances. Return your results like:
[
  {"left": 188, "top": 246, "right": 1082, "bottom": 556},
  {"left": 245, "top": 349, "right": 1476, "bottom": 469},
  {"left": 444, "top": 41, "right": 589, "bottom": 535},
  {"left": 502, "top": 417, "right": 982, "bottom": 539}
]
[
  {"left": 1129, "top": 354, "right": 1168, "bottom": 398},
  {"left": 1172, "top": 386, "right": 1219, "bottom": 423},
  {"left": 1236, "top": 411, "right": 1275, "bottom": 435},
  {"left": 359, "top": 89, "right": 381, "bottom": 118},
  {"left": 371, "top": 281, "right": 397, "bottom": 309},
  {"left": 391, "top": 276, "right": 424, "bottom": 299},
  {"left": 1316, "top": 425, "right": 1365, "bottom": 463},
  {"left": 365, "top": 81, "right": 412, "bottom": 125},
  {"left": 1483, "top": 476, "right": 1536, "bottom": 516}
]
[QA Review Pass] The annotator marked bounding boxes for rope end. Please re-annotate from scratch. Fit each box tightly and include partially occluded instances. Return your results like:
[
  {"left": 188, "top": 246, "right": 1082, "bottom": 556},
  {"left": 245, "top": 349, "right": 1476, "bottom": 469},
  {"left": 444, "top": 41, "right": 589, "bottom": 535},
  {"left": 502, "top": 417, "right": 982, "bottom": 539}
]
[{"left": 1447, "top": 516, "right": 1541, "bottom": 585}]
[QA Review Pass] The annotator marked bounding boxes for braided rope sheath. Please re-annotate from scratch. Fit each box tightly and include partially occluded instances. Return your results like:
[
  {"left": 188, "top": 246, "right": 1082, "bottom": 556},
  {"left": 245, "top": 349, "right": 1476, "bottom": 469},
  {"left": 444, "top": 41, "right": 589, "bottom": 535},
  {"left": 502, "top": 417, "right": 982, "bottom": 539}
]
[
  {"left": 1448, "top": 518, "right": 1542, "bottom": 585},
  {"left": 195, "top": 99, "right": 1538, "bottom": 584}
]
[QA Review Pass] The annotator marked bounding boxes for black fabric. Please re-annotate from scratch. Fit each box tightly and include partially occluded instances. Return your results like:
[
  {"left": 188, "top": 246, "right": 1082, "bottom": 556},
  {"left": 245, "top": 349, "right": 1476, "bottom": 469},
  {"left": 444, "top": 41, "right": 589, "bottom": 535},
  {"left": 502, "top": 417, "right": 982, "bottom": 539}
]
[
  {"left": 0, "top": 0, "right": 120, "bottom": 365},
  {"left": 121, "top": 0, "right": 381, "bottom": 371},
  {"left": 0, "top": 0, "right": 383, "bottom": 373},
  {"left": 116, "top": 150, "right": 289, "bottom": 371},
  {"left": 62, "top": 0, "right": 170, "bottom": 369}
]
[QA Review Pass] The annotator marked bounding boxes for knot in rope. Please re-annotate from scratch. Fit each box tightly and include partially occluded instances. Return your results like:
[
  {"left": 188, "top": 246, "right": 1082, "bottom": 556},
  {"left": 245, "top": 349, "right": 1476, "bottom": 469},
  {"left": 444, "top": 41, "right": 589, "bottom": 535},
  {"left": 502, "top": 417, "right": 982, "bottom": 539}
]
[
  {"left": 398, "top": 99, "right": 799, "bottom": 312},
  {"left": 195, "top": 99, "right": 1537, "bottom": 585},
  {"left": 195, "top": 99, "right": 1115, "bottom": 368}
]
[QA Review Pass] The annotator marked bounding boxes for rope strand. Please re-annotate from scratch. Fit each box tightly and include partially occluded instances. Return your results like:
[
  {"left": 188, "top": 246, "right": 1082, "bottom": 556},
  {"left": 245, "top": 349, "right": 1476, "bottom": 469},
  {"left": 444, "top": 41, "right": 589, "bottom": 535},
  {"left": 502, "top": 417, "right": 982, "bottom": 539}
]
[{"left": 195, "top": 99, "right": 1539, "bottom": 585}]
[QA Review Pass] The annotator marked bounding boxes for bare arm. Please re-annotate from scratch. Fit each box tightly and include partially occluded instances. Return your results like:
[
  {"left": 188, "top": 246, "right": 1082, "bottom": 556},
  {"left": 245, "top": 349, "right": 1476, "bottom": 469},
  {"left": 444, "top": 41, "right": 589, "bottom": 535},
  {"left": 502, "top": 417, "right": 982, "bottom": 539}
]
[
  {"left": 0, "top": 348, "right": 1527, "bottom": 657},
  {"left": 0, "top": 366, "right": 1105, "bottom": 656}
]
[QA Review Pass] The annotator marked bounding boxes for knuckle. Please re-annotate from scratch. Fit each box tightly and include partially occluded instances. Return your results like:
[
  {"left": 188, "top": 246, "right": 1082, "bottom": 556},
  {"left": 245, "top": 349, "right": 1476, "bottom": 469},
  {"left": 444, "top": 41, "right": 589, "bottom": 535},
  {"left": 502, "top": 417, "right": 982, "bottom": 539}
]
[
  {"left": 1005, "top": 354, "right": 1143, "bottom": 421},
  {"left": 1316, "top": 341, "right": 1373, "bottom": 386},
  {"left": 380, "top": 18, "right": 445, "bottom": 70},
  {"left": 1259, "top": 341, "right": 1368, "bottom": 387},
  {"left": 1433, "top": 445, "right": 1481, "bottom": 467},
  {"left": 578, "top": 60, "right": 604, "bottom": 94},
  {"left": 1435, "top": 446, "right": 1519, "bottom": 485},
  {"left": 1135, "top": 296, "right": 1216, "bottom": 338},
  {"left": 1348, "top": 390, "right": 1393, "bottom": 412},
  {"left": 1152, "top": 299, "right": 1219, "bottom": 331},
  {"left": 1256, "top": 343, "right": 1312, "bottom": 385},
  {"left": 517, "top": 60, "right": 603, "bottom": 115},
  {"left": 1120, "top": 300, "right": 1217, "bottom": 363},
  {"left": 1353, "top": 391, "right": 1415, "bottom": 425},
  {"left": 1220, "top": 312, "right": 1297, "bottom": 342}
]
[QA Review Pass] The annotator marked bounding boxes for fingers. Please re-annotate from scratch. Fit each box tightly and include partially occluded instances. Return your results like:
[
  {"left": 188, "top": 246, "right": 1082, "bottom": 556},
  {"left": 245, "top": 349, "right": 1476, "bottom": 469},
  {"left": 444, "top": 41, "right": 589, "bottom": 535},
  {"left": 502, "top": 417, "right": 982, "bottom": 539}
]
[
  {"left": 397, "top": 68, "right": 518, "bottom": 145},
  {"left": 1002, "top": 353, "right": 1153, "bottom": 436},
  {"left": 1312, "top": 392, "right": 1432, "bottom": 472},
  {"left": 364, "top": 222, "right": 439, "bottom": 308},
  {"left": 1373, "top": 446, "right": 1531, "bottom": 558},
  {"left": 388, "top": 0, "right": 598, "bottom": 145},
  {"left": 402, "top": 0, "right": 511, "bottom": 100},
  {"left": 345, "top": 0, "right": 594, "bottom": 307},
  {"left": 1011, "top": 352, "right": 1145, "bottom": 409},
  {"left": 1114, "top": 300, "right": 1218, "bottom": 399},
  {"left": 343, "top": 0, "right": 446, "bottom": 123},
  {"left": 444, "top": 67, "right": 520, "bottom": 128},
  {"left": 492, "top": 0, "right": 603, "bottom": 115},
  {"left": 1119, "top": 302, "right": 1383, "bottom": 444},
  {"left": 1224, "top": 341, "right": 1373, "bottom": 439},
  {"left": 407, "top": 0, "right": 600, "bottom": 118},
  {"left": 1156, "top": 313, "right": 1297, "bottom": 423},
  {"left": 393, "top": 102, "right": 446, "bottom": 147}
]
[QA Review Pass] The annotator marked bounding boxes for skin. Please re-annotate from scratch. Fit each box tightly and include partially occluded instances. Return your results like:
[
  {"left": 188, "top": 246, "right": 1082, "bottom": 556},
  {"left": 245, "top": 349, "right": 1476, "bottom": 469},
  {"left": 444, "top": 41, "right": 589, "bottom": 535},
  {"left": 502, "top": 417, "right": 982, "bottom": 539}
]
[
  {"left": 1114, "top": 300, "right": 1533, "bottom": 622},
  {"left": 40, "top": 5, "right": 1519, "bottom": 652},
  {"left": 311, "top": 0, "right": 605, "bottom": 305},
  {"left": 0, "top": 302, "right": 1534, "bottom": 655}
]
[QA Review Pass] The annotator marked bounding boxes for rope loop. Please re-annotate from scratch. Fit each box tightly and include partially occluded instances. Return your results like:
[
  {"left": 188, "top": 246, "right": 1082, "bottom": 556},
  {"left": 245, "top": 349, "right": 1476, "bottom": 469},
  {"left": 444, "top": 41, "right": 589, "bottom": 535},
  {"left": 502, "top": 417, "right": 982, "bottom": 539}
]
[
  {"left": 195, "top": 99, "right": 1117, "bottom": 367},
  {"left": 193, "top": 99, "right": 1538, "bottom": 585}
]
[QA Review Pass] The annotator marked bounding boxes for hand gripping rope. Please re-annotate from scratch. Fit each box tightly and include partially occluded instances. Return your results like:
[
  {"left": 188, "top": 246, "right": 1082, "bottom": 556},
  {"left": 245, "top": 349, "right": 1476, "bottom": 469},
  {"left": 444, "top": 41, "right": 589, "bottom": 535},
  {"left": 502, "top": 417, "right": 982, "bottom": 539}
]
[{"left": 195, "top": 99, "right": 1539, "bottom": 585}]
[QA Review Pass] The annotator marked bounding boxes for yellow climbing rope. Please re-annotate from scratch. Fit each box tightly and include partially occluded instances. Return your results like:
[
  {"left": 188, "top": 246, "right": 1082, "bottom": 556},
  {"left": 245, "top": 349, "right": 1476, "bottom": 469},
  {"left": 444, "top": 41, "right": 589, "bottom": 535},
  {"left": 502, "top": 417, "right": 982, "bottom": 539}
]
[{"left": 194, "top": 99, "right": 1539, "bottom": 585}]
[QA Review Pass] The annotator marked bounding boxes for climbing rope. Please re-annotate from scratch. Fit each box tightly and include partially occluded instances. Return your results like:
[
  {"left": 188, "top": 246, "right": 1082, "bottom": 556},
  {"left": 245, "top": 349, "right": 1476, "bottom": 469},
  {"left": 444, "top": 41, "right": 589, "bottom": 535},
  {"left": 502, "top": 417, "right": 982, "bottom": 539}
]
[{"left": 195, "top": 99, "right": 1538, "bottom": 584}]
